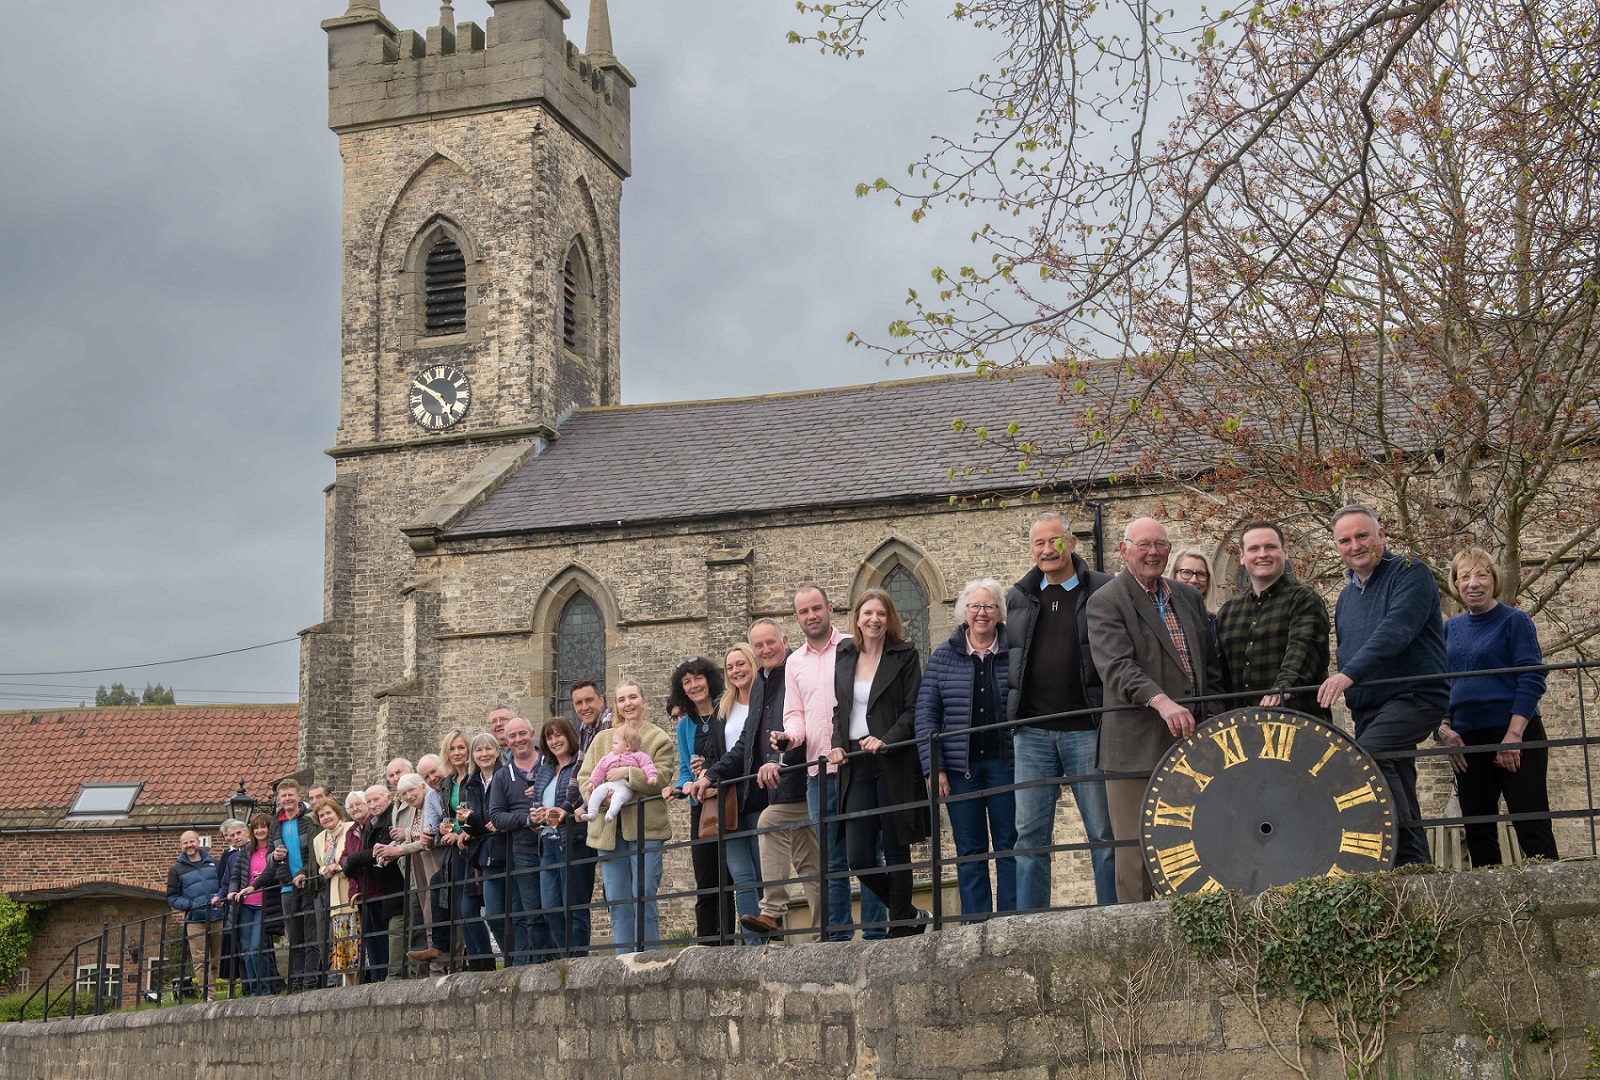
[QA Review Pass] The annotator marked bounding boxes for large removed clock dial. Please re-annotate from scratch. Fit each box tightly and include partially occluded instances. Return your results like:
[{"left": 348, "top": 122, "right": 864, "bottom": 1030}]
[{"left": 1141, "top": 707, "right": 1396, "bottom": 895}]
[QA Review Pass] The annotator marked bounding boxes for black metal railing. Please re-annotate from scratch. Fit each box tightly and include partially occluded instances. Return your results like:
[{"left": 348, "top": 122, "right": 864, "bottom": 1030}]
[{"left": 20, "top": 658, "right": 1599, "bottom": 1020}]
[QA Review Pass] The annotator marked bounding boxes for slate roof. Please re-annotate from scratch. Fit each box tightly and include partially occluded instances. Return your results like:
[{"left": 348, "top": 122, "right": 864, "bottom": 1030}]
[
  {"left": 447, "top": 370, "right": 1171, "bottom": 537},
  {"left": 0, "top": 705, "right": 299, "bottom": 821}
]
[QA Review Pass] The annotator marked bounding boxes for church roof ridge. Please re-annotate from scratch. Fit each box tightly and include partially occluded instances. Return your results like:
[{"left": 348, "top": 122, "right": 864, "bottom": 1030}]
[{"left": 574, "top": 368, "right": 1042, "bottom": 416}]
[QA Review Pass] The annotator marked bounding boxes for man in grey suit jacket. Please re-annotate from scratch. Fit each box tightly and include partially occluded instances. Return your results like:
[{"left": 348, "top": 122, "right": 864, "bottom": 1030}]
[{"left": 1087, "top": 517, "right": 1224, "bottom": 902}]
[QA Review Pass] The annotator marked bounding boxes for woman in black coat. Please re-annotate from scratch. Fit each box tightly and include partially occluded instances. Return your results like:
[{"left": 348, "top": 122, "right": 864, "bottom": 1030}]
[{"left": 827, "top": 587, "right": 930, "bottom": 937}]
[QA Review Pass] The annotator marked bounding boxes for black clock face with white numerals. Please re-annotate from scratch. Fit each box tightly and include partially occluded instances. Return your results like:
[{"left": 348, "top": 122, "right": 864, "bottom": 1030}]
[
  {"left": 1141, "top": 707, "right": 1396, "bottom": 896},
  {"left": 407, "top": 364, "right": 471, "bottom": 431}
]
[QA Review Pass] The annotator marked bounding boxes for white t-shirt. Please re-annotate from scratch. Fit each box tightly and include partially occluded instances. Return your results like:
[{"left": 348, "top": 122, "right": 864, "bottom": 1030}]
[
  {"left": 723, "top": 700, "right": 750, "bottom": 756},
  {"left": 849, "top": 678, "right": 872, "bottom": 741}
]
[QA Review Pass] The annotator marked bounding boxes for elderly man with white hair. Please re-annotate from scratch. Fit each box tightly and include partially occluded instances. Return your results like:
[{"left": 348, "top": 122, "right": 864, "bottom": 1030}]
[{"left": 375, "top": 772, "right": 433, "bottom": 975}]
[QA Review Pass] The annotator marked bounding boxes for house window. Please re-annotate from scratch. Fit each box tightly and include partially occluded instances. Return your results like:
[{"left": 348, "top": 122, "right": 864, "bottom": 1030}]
[
  {"left": 66, "top": 783, "right": 142, "bottom": 820},
  {"left": 423, "top": 237, "right": 467, "bottom": 335},
  {"left": 884, "top": 565, "right": 930, "bottom": 660},
  {"left": 553, "top": 592, "right": 605, "bottom": 721},
  {"left": 75, "top": 964, "right": 120, "bottom": 997}
]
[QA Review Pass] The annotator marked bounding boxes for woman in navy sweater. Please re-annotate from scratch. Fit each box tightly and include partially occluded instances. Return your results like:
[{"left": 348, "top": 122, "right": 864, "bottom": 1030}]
[{"left": 1438, "top": 548, "right": 1557, "bottom": 866}]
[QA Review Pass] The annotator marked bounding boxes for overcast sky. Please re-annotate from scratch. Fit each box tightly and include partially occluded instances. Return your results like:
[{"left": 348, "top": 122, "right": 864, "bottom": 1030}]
[{"left": 0, "top": 0, "right": 994, "bottom": 709}]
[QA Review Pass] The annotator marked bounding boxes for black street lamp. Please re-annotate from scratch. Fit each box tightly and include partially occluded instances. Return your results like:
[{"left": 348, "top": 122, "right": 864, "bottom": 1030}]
[{"left": 227, "top": 779, "right": 257, "bottom": 821}]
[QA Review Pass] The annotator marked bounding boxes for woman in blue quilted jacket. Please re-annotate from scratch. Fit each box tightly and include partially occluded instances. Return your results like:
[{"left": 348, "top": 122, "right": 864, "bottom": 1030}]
[{"left": 914, "top": 577, "right": 1017, "bottom": 918}]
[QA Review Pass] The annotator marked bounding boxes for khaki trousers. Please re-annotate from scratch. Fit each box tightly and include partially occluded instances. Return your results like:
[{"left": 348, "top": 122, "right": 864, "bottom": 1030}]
[
  {"left": 1105, "top": 778, "right": 1154, "bottom": 903},
  {"left": 185, "top": 920, "right": 221, "bottom": 993},
  {"left": 757, "top": 799, "right": 822, "bottom": 935}
]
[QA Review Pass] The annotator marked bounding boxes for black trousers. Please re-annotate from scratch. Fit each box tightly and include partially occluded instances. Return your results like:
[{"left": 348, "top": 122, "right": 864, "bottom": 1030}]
[
  {"left": 1456, "top": 716, "right": 1558, "bottom": 866},
  {"left": 842, "top": 754, "right": 914, "bottom": 933},
  {"left": 687, "top": 802, "right": 736, "bottom": 943},
  {"left": 280, "top": 887, "right": 322, "bottom": 990},
  {"left": 1352, "top": 694, "right": 1444, "bottom": 867}
]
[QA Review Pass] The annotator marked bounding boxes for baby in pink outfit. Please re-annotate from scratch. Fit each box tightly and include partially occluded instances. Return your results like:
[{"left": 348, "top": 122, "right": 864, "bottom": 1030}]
[{"left": 586, "top": 724, "right": 660, "bottom": 822}]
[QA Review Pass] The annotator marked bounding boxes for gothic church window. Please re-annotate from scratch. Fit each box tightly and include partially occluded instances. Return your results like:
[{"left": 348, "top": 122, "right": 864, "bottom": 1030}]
[
  {"left": 562, "top": 243, "right": 594, "bottom": 357},
  {"left": 553, "top": 591, "right": 605, "bottom": 721},
  {"left": 424, "top": 237, "right": 468, "bottom": 335},
  {"left": 884, "top": 565, "right": 930, "bottom": 660}
]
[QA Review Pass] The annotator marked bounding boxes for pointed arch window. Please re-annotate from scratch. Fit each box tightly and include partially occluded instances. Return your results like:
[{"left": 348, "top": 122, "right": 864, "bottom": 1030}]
[
  {"left": 561, "top": 243, "right": 594, "bottom": 357},
  {"left": 553, "top": 592, "right": 605, "bottom": 721},
  {"left": 424, "top": 237, "right": 468, "bottom": 335},
  {"left": 884, "top": 565, "right": 930, "bottom": 660}
]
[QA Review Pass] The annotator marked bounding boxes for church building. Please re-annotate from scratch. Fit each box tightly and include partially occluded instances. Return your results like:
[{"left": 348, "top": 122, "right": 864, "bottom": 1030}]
[{"left": 297, "top": 0, "right": 1135, "bottom": 791}]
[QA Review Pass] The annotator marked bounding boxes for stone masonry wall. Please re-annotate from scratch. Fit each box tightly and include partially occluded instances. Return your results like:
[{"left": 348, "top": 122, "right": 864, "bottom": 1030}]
[{"left": 3, "top": 860, "right": 1597, "bottom": 1079}]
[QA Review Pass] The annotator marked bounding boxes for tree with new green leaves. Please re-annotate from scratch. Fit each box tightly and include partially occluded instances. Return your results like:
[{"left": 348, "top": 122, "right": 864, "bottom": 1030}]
[
  {"left": 94, "top": 682, "right": 175, "bottom": 706},
  {"left": 792, "top": 0, "right": 1600, "bottom": 649}
]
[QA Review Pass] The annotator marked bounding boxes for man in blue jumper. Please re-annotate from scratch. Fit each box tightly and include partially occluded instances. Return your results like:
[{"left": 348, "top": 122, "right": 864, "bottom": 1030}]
[{"left": 1317, "top": 504, "right": 1449, "bottom": 865}]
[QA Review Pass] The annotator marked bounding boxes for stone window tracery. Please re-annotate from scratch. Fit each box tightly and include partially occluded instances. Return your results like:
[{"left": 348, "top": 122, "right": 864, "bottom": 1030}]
[{"left": 553, "top": 591, "right": 605, "bottom": 721}]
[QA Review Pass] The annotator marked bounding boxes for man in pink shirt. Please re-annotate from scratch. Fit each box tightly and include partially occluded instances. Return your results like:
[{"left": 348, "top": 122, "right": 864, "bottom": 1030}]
[{"left": 775, "top": 584, "right": 887, "bottom": 940}]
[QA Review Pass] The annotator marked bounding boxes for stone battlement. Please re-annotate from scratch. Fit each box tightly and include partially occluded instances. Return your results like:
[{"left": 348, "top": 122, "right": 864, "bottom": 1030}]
[{"left": 322, "top": 0, "right": 632, "bottom": 176}]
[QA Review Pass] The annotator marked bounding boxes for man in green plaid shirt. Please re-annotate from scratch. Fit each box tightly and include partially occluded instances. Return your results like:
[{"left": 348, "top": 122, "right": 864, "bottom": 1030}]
[{"left": 1215, "top": 521, "right": 1332, "bottom": 719}]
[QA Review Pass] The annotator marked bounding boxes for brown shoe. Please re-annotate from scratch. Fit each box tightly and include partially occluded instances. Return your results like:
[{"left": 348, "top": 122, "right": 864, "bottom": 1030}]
[
  {"left": 740, "top": 913, "right": 783, "bottom": 938},
  {"left": 406, "top": 947, "right": 443, "bottom": 962}
]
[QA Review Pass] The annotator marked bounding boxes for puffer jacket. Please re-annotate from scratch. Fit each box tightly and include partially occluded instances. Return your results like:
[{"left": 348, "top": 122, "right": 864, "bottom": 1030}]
[
  {"left": 165, "top": 850, "right": 220, "bottom": 924},
  {"left": 915, "top": 622, "right": 1012, "bottom": 777}
]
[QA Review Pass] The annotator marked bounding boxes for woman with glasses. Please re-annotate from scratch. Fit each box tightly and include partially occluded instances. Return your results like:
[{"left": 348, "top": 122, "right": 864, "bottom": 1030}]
[
  {"left": 915, "top": 577, "right": 1017, "bottom": 917},
  {"left": 1170, "top": 549, "right": 1214, "bottom": 605},
  {"left": 666, "top": 655, "right": 737, "bottom": 944},
  {"left": 826, "top": 588, "right": 930, "bottom": 937}
]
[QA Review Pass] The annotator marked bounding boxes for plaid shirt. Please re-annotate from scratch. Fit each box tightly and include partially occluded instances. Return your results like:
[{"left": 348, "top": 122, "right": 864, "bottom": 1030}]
[
  {"left": 564, "top": 708, "right": 614, "bottom": 808},
  {"left": 1215, "top": 575, "right": 1331, "bottom": 717},
  {"left": 1144, "top": 578, "right": 1196, "bottom": 691}
]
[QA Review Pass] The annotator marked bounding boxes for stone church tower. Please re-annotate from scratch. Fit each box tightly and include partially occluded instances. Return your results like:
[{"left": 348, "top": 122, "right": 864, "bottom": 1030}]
[{"left": 299, "top": 0, "right": 632, "bottom": 785}]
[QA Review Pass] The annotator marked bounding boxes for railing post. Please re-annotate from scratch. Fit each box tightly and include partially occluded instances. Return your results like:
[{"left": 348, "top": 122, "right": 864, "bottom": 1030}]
[
  {"left": 634, "top": 796, "right": 647, "bottom": 952},
  {"left": 93, "top": 922, "right": 109, "bottom": 1015},
  {"left": 928, "top": 731, "right": 944, "bottom": 932},
  {"left": 816, "top": 757, "right": 831, "bottom": 941},
  {"left": 561, "top": 821, "right": 574, "bottom": 958},
  {"left": 715, "top": 790, "right": 730, "bottom": 946},
  {"left": 1579, "top": 652, "right": 1597, "bottom": 856}
]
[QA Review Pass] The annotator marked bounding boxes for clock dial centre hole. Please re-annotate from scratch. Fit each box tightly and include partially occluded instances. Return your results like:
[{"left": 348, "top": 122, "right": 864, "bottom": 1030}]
[{"left": 1259, "top": 822, "right": 1274, "bottom": 835}]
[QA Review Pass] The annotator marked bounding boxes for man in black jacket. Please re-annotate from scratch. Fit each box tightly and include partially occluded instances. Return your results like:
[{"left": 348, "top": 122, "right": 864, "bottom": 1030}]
[
  {"left": 691, "top": 618, "right": 814, "bottom": 940},
  {"left": 1006, "top": 512, "right": 1117, "bottom": 909}
]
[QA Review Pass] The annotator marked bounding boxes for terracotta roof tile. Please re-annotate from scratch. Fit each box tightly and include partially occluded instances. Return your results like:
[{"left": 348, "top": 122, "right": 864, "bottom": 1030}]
[{"left": 0, "top": 705, "right": 298, "bottom": 812}]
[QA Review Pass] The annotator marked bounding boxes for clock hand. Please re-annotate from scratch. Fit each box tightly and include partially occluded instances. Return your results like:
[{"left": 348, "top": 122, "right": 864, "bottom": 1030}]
[{"left": 412, "top": 380, "right": 449, "bottom": 408}]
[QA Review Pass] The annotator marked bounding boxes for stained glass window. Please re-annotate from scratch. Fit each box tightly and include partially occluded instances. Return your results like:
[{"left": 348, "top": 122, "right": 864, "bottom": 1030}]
[
  {"left": 554, "top": 592, "right": 605, "bottom": 721},
  {"left": 884, "top": 565, "right": 930, "bottom": 660}
]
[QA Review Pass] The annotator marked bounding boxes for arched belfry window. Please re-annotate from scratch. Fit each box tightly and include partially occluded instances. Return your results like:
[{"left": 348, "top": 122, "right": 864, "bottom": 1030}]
[
  {"left": 553, "top": 592, "right": 605, "bottom": 721},
  {"left": 424, "top": 237, "right": 467, "bottom": 335},
  {"left": 884, "top": 565, "right": 930, "bottom": 660},
  {"left": 561, "top": 242, "right": 594, "bottom": 357}
]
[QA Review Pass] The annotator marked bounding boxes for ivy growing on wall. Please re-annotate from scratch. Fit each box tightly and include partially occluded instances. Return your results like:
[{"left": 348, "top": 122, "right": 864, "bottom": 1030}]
[{"left": 0, "top": 893, "right": 44, "bottom": 986}]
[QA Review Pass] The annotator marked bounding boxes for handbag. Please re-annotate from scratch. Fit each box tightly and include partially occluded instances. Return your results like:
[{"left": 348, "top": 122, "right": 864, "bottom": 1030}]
[{"left": 695, "top": 783, "right": 739, "bottom": 840}]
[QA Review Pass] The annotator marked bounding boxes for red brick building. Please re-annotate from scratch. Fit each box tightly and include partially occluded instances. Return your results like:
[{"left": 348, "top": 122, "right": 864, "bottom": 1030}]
[{"left": 0, "top": 705, "right": 297, "bottom": 996}]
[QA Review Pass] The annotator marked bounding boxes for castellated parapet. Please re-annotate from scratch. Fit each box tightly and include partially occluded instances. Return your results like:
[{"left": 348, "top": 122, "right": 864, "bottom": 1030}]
[{"left": 321, "top": 0, "right": 633, "bottom": 178}]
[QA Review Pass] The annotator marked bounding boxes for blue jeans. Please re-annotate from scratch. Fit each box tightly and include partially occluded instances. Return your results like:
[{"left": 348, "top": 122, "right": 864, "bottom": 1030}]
[
  {"left": 598, "top": 836, "right": 663, "bottom": 953},
  {"left": 236, "top": 904, "right": 267, "bottom": 995},
  {"left": 944, "top": 757, "right": 1018, "bottom": 916},
  {"left": 807, "top": 773, "right": 887, "bottom": 941},
  {"left": 723, "top": 810, "right": 763, "bottom": 944},
  {"left": 451, "top": 859, "right": 494, "bottom": 967},
  {"left": 538, "top": 830, "right": 593, "bottom": 955},
  {"left": 1013, "top": 726, "right": 1116, "bottom": 908},
  {"left": 502, "top": 848, "right": 553, "bottom": 965},
  {"left": 480, "top": 859, "right": 515, "bottom": 964}
]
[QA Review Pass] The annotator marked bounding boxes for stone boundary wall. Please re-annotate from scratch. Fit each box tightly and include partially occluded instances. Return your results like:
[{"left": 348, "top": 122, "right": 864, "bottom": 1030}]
[{"left": 3, "top": 862, "right": 1597, "bottom": 1079}]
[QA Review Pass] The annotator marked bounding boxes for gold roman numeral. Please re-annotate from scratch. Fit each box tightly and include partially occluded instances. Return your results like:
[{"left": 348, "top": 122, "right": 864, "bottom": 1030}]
[
  {"left": 1259, "top": 722, "right": 1296, "bottom": 761},
  {"left": 1338, "top": 830, "right": 1386, "bottom": 860},
  {"left": 1151, "top": 800, "right": 1196, "bottom": 829},
  {"left": 1308, "top": 743, "right": 1339, "bottom": 777},
  {"left": 1325, "top": 863, "right": 1348, "bottom": 878},
  {"left": 1211, "top": 725, "right": 1248, "bottom": 768},
  {"left": 1156, "top": 842, "right": 1203, "bottom": 888},
  {"left": 1197, "top": 876, "right": 1225, "bottom": 893},
  {"left": 1168, "top": 753, "right": 1214, "bottom": 792},
  {"left": 1333, "top": 783, "right": 1378, "bottom": 812}
]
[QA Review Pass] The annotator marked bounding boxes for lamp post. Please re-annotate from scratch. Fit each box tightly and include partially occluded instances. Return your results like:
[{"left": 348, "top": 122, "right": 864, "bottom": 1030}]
[{"left": 227, "top": 780, "right": 257, "bottom": 822}]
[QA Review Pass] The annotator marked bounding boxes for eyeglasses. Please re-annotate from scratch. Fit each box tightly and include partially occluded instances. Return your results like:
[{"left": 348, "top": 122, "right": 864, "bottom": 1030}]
[
  {"left": 1174, "top": 568, "right": 1210, "bottom": 581},
  {"left": 1127, "top": 540, "right": 1172, "bottom": 552},
  {"left": 965, "top": 603, "right": 1000, "bottom": 614}
]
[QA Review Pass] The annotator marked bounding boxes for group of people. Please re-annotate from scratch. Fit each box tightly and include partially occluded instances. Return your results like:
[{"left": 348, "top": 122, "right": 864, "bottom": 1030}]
[{"left": 167, "top": 504, "right": 1558, "bottom": 992}]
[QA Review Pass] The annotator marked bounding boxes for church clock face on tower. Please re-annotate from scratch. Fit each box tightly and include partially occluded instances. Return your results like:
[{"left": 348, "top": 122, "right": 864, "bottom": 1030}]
[{"left": 407, "top": 364, "right": 471, "bottom": 431}]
